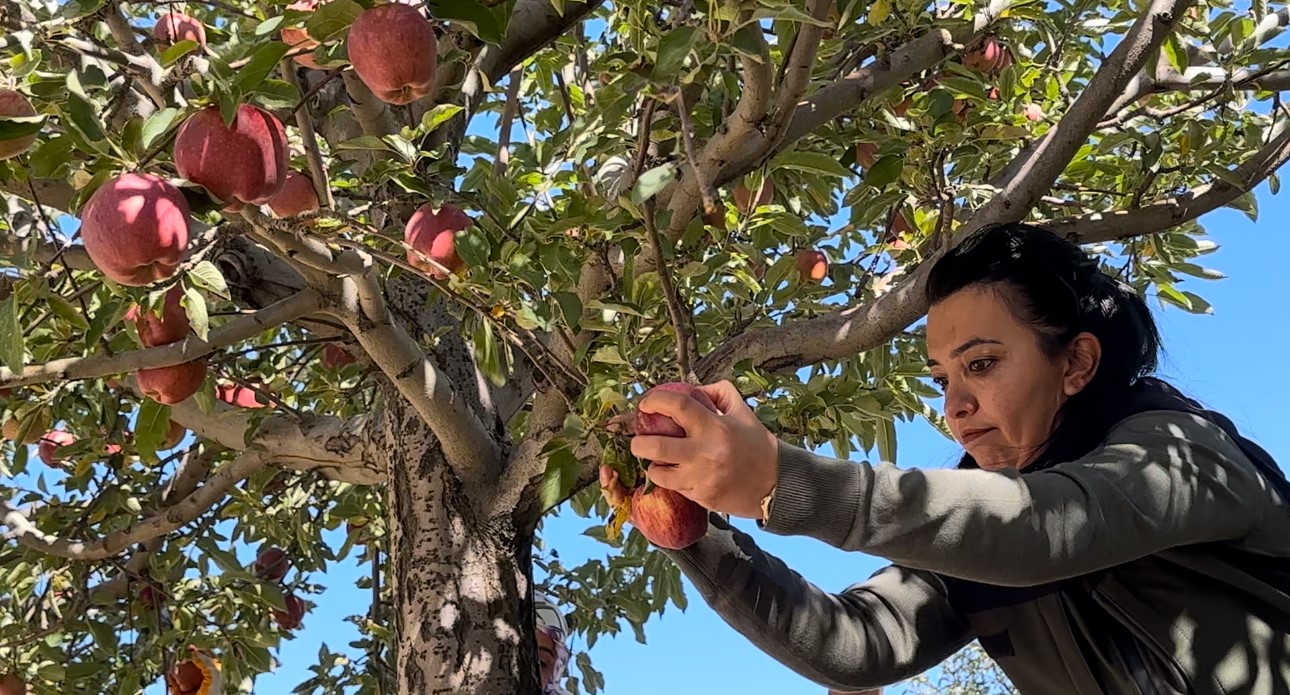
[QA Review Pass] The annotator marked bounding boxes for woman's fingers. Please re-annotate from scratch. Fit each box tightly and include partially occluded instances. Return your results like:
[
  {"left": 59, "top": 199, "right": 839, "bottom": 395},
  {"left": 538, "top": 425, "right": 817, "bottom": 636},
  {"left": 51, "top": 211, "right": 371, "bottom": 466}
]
[
  {"left": 637, "top": 389, "right": 719, "bottom": 434},
  {"left": 598, "top": 466, "right": 628, "bottom": 506},
  {"left": 630, "top": 433, "right": 700, "bottom": 467},
  {"left": 697, "top": 379, "right": 749, "bottom": 416}
]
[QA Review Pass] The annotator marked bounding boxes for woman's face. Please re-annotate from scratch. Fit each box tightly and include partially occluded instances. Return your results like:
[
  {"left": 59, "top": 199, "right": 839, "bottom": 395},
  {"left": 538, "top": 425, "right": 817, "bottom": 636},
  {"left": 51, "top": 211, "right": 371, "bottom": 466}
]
[{"left": 926, "top": 285, "right": 1096, "bottom": 471}]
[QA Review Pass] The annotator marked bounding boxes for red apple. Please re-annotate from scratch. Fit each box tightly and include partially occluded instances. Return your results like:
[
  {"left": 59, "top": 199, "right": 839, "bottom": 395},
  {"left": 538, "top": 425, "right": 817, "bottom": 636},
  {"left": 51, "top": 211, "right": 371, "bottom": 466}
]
[
  {"left": 174, "top": 104, "right": 288, "bottom": 212},
  {"left": 795, "top": 249, "right": 828, "bottom": 283},
  {"left": 732, "top": 179, "right": 774, "bottom": 215},
  {"left": 139, "top": 585, "right": 161, "bottom": 608},
  {"left": 630, "top": 484, "right": 708, "bottom": 550},
  {"left": 893, "top": 97, "right": 911, "bottom": 117},
  {"left": 128, "top": 286, "right": 190, "bottom": 348},
  {"left": 37, "top": 430, "right": 76, "bottom": 467},
  {"left": 163, "top": 420, "right": 187, "bottom": 449},
  {"left": 267, "top": 170, "right": 320, "bottom": 218},
  {"left": 153, "top": 12, "right": 206, "bottom": 48},
  {"left": 166, "top": 660, "right": 204, "bottom": 695},
  {"left": 347, "top": 4, "right": 438, "bottom": 105},
  {"left": 254, "top": 546, "right": 290, "bottom": 581},
  {"left": 216, "top": 382, "right": 268, "bottom": 409},
  {"left": 635, "top": 382, "right": 719, "bottom": 439},
  {"left": 138, "top": 360, "right": 207, "bottom": 406},
  {"left": 1023, "top": 103, "right": 1044, "bottom": 121},
  {"left": 281, "top": 0, "right": 322, "bottom": 69},
  {"left": 855, "top": 142, "right": 878, "bottom": 170},
  {"left": 80, "top": 173, "right": 190, "bottom": 287},
  {"left": 700, "top": 206, "right": 726, "bottom": 231},
  {"left": 0, "top": 673, "right": 26, "bottom": 695},
  {"left": 272, "top": 593, "right": 307, "bottom": 630},
  {"left": 404, "top": 203, "right": 470, "bottom": 279},
  {"left": 321, "top": 343, "right": 355, "bottom": 368},
  {"left": 0, "top": 90, "right": 38, "bottom": 160},
  {"left": 962, "top": 37, "right": 1012, "bottom": 74}
]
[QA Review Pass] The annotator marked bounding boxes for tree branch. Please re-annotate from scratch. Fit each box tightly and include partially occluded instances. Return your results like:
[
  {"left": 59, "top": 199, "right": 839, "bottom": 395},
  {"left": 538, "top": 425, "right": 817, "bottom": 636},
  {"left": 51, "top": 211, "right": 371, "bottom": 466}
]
[
  {"left": 0, "top": 289, "right": 322, "bottom": 389},
  {"left": 1048, "top": 118, "right": 1290, "bottom": 243},
  {"left": 1, "top": 450, "right": 268, "bottom": 561},
  {"left": 332, "top": 272, "right": 502, "bottom": 493},
  {"left": 696, "top": 0, "right": 1197, "bottom": 381},
  {"left": 480, "top": 0, "right": 606, "bottom": 82},
  {"left": 280, "top": 61, "right": 335, "bottom": 210}
]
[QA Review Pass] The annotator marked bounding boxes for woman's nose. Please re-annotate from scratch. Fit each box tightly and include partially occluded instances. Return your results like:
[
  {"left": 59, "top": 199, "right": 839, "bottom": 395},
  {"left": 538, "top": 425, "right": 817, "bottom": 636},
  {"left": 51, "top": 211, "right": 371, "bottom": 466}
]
[{"left": 945, "top": 383, "right": 977, "bottom": 419}]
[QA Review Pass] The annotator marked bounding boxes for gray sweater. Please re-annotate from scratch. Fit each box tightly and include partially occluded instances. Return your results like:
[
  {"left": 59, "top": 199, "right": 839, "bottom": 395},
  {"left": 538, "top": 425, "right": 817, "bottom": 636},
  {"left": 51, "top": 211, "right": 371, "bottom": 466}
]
[{"left": 664, "top": 410, "right": 1290, "bottom": 693}]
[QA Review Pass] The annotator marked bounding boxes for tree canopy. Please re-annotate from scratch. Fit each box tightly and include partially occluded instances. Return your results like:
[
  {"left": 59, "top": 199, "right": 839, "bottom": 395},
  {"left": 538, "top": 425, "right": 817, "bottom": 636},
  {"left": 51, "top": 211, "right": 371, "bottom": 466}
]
[{"left": 0, "top": 0, "right": 1283, "bottom": 691}]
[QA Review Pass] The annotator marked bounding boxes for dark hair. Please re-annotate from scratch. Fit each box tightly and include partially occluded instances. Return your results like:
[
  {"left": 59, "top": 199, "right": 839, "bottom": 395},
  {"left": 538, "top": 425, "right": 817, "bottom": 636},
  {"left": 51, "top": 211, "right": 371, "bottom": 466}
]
[{"left": 925, "top": 222, "right": 1163, "bottom": 469}]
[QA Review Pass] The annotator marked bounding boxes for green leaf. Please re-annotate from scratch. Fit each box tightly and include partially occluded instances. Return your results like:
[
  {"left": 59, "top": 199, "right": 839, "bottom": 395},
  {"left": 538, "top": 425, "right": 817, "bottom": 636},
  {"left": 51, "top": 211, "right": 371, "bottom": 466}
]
[
  {"left": 1163, "top": 35, "right": 1189, "bottom": 72},
  {"left": 539, "top": 448, "right": 581, "bottom": 511},
  {"left": 305, "top": 0, "right": 363, "bottom": 41},
  {"left": 0, "top": 113, "right": 45, "bottom": 142},
  {"left": 335, "top": 135, "right": 394, "bottom": 152},
  {"left": 65, "top": 72, "right": 106, "bottom": 145},
  {"left": 188, "top": 261, "right": 230, "bottom": 299},
  {"left": 256, "top": 16, "right": 285, "bottom": 35},
  {"left": 182, "top": 288, "right": 210, "bottom": 341},
  {"left": 863, "top": 155, "right": 903, "bottom": 188},
  {"left": 426, "top": 0, "right": 503, "bottom": 44},
  {"left": 0, "top": 296, "right": 23, "bottom": 372},
  {"left": 730, "top": 25, "right": 768, "bottom": 63},
  {"left": 253, "top": 79, "right": 301, "bottom": 110},
  {"left": 771, "top": 150, "right": 852, "bottom": 178},
  {"left": 159, "top": 39, "right": 199, "bottom": 66},
  {"left": 454, "top": 227, "right": 491, "bottom": 268},
  {"left": 140, "top": 107, "right": 180, "bottom": 151},
  {"left": 259, "top": 582, "right": 289, "bottom": 611},
  {"left": 234, "top": 41, "right": 291, "bottom": 92},
  {"left": 134, "top": 400, "right": 170, "bottom": 461},
  {"left": 876, "top": 418, "right": 897, "bottom": 463},
  {"left": 653, "top": 26, "right": 700, "bottom": 82},
  {"left": 420, "top": 104, "right": 464, "bottom": 133},
  {"left": 630, "top": 164, "right": 675, "bottom": 204},
  {"left": 869, "top": 0, "right": 890, "bottom": 23},
  {"left": 555, "top": 292, "right": 582, "bottom": 330}
]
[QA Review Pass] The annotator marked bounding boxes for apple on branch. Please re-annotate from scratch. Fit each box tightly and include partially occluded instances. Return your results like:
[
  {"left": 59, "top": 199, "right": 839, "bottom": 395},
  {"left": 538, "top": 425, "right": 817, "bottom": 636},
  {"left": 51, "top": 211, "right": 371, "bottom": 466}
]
[
  {"left": 347, "top": 3, "right": 437, "bottom": 105},
  {"left": 174, "top": 105, "right": 288, "bottom": 212},
  {"left": 80, "top": 173, "right": 190, "bottom": 287}
]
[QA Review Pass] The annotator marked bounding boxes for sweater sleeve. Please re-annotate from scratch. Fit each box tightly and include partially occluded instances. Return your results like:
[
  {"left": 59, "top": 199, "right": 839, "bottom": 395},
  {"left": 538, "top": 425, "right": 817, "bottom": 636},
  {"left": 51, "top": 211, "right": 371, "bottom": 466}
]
[
  {"left": 664, "top": 515, "right": 973, "bottom": 690},
  {"left": 763, "top": 410, "right": 1278, "bottom": 586}
]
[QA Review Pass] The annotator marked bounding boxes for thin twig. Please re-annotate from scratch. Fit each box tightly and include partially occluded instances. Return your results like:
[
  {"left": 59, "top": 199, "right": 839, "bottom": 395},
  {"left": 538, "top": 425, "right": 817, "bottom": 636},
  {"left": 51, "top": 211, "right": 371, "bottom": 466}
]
[
  {"left": 288, "top": 69, "right": 343, "bottom": 119},
  {"left": 280, "top": 61, "right": 335, "bottom": 209},
  {"left": 670, "top": 87, "right": 718, "bottom": 216},
  {"left": 495, "top": 66, "right": 524, "bottom": 178},
  {"left": 642, "top": 200, "right": 693, "bottom": 379},
  {"left": 631, "top": 98, "right": 658, "bottom": 181}
]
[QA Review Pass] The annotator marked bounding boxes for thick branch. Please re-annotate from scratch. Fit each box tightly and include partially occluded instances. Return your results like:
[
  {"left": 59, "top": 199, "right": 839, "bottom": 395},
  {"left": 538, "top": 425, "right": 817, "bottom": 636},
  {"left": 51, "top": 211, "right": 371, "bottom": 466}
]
[
  {"left": 334, "top": 272, "right": 501, "bottom": 492},
  {"left": 480, "top": 0, "right": 606, "bottom": 82},
  {"left": 1, "top": 450, "right": 268, "bottom": 561},
  {"left": 0, "top": 289, "right": 322, "bottom": 388}
]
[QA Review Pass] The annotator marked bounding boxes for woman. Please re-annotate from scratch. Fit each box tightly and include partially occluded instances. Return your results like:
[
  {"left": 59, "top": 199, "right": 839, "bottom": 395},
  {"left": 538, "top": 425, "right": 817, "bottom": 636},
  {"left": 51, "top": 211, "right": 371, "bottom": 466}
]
[{"left": 603, "top": 223, "right": 1290, "bottom": 694}]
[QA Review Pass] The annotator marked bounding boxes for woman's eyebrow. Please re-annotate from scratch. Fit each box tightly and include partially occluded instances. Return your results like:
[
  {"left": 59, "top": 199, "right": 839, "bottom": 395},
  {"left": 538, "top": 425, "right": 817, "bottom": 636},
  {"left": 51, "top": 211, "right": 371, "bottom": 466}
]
[{"left": 927, "top": 337, "right": 1002, "bottom": 367}]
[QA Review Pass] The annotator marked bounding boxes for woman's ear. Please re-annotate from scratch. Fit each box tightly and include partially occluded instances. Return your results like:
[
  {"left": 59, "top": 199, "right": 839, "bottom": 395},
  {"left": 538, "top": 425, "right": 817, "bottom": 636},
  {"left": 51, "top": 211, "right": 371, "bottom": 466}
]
[{"left": 1063, "top": 332, "right": 1102, "bottom": 396}]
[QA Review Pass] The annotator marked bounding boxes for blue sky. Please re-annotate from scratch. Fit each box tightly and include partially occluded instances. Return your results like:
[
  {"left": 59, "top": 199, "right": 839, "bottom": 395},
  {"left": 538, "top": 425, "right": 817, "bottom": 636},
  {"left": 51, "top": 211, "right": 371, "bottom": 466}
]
[{"left": 199, "top": 185, "right": 1290, "bottom": 694}]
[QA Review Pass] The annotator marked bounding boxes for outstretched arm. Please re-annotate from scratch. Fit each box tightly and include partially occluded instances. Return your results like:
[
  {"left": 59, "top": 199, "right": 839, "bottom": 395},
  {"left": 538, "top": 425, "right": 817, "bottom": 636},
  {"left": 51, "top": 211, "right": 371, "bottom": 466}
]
[{"left": 663, "top": 515, "right": 973, "bottom": 691}]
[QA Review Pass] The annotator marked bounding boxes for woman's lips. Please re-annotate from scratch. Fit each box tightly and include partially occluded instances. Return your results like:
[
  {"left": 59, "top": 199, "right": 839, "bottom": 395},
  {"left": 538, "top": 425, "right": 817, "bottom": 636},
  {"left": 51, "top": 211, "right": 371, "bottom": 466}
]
[{"left": 960, "top": 427, "right": 994, "bottom": 444}]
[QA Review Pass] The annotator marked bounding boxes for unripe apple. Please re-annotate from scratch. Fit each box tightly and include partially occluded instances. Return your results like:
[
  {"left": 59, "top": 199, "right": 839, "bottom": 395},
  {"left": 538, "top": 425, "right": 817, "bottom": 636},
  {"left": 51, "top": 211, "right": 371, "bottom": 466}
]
[
  {"left": 963, "top": 36, "right": 1008, "bottom": 74},
  {"left": 128, "top": 286, "right": 190, "bottom": 348},
  {"left": 347, "top": 3, "right": 437, "bottom": 105},
  {"left": 37, "top": 430, "right": 76, "bottom": 467},
  {"left": 404, "top": 203, "right": 470, "bottom": 279},
  {"left": 153, "top": 12, "right": 206, "bottom": 47},
  {"left": 321, "top": 344, "right": 355, "bottom": 368},
  {"left": 174, "top": 105, "right": 288, "bottom": 212},
  {"left": 272, "top": 593, "right": 307, "bottom": 630},
  {"left": 80, "top": 173, "right": 190, "bottom": 287},
  {"left": 138, "top": 360, "right": 207, "bottom": 406},
  {"left": 281, "top": 0, "right": 322, "bottom": 68},
  {"left": 0, "top": 672, "right": 26, "bottom": 695},
  {"left": 254, "top": 546, "right": 290, "bottom": 581},
  {"left": 0, "top": 90, "right": 38, "bottom": 160},
  {"left": 795, "top": 249, "right": 828, "bottom": 284},
  {"left": 733, "top": 179, "right": 773, "bottom": 215},
  {"left": 1023, "top": 103, "right": 1044, "bottom": 121},
  {"left": 267, "top": 170, "right": 320, "bottom": 218},
  {"left": 630, "top": 485, "right": 708, "bottom": 550}
]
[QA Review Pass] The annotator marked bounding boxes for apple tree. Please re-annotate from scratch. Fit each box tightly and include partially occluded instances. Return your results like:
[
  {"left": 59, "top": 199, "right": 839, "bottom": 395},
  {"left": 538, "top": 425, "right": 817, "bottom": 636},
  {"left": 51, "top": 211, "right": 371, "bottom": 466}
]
[{"left": 0, "top": 0, "right": 1286, "bottom": 691}]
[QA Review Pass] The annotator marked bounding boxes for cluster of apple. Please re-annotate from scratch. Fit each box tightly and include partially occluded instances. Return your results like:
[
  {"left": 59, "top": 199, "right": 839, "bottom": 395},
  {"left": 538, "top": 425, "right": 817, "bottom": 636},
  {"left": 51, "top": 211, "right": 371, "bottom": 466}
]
[{"left": 253, "top": 546, "right": 308, "bottom": 631}]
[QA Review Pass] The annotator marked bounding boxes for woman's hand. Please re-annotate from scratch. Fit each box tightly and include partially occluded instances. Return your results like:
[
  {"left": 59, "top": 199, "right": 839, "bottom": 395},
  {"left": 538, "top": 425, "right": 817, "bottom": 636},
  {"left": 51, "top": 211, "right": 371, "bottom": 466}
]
[{"left": 627, "top": 380, "right": 780, "bottom": 520}]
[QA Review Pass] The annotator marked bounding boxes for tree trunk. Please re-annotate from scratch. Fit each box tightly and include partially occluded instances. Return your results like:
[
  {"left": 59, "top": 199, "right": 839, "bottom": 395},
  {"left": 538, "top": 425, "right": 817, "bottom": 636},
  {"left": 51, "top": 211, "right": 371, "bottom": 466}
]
[{"left": 383, "top": 396, "right": 539, "bottom": 694}]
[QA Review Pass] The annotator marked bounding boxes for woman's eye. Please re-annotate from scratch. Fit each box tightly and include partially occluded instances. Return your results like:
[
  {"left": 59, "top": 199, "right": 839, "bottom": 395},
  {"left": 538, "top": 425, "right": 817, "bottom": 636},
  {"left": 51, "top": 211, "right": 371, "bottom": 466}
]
[{"left": 968, "top": 357, "right": 996, "bottom": 373}]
